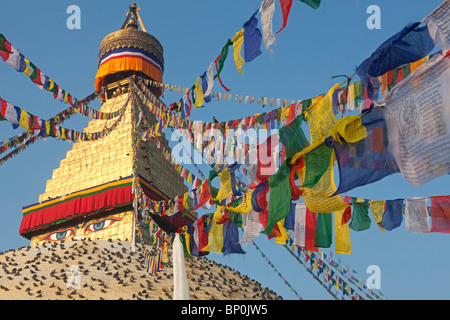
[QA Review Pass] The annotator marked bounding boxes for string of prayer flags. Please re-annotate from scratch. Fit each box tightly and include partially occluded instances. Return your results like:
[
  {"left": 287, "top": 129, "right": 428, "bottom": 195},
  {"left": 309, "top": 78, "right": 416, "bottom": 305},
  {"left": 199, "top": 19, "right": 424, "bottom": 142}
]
[
  {"left": 0, "top": 132, "right": 40, "bottom": 166},
  {"left": 0, "top": 33, "right": 25, "bottom": 72},
  {"left": 356, "top": 22, "right": 435, "bottom": 104},
  {"left": 283, "top": 244, "right": 341, "bottom": 300},
  {"left": 0, "top": 33, "right": 112, "bottom": 121},
  {"left": 252, "top": 241, "right": 304, "bottom": 300},
  {"left": 0, "top": 96, "right": 128, "bottom": 143}
]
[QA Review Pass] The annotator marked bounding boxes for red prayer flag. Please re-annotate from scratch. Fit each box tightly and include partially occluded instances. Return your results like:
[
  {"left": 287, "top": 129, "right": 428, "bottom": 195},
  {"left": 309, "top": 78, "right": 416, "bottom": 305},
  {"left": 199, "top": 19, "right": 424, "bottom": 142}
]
[
  {"left": 305, "top": 208, "right": 318, "bottom": 252},
  {"left": 430, "top": 196, "right": 450, "bottom": 233},
  {"left": 193, "top": 180, "right": 211, "bottom": 210},
  {"left": 276, "top": 0, "right": 293, "bottom": 34}
]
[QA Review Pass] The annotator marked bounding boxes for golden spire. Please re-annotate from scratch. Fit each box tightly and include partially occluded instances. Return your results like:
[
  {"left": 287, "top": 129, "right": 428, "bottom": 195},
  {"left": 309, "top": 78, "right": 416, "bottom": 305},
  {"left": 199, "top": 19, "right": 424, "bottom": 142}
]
[{"left": 121, "top": 1, "right": 147, "bottom": 32}]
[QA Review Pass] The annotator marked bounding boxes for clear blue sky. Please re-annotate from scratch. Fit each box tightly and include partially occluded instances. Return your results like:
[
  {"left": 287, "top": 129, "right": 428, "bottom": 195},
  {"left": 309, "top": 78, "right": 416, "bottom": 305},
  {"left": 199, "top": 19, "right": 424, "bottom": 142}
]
[{"left": 0, "top": 0, "right": 448, "bottom": 300}]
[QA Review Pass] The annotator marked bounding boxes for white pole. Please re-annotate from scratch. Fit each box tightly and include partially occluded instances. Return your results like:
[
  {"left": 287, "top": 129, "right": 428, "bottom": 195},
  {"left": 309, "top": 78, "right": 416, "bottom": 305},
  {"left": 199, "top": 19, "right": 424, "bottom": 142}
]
[{"left": 131, "top": 195, "right": 137, "bottom": 253}]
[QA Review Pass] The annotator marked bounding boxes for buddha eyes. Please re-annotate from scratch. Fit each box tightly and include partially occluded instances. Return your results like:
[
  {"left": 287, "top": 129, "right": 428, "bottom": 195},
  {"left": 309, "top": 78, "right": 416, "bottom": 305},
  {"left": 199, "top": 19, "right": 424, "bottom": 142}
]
[
  {"left": 39, "top": 216, "right": 123, "bottom": 243},
  {"left": 84, "top": 217, "right": 121, "bottom": 233},
  {"left": 42, "top": 228, "right": 76, "bottom": 242}
]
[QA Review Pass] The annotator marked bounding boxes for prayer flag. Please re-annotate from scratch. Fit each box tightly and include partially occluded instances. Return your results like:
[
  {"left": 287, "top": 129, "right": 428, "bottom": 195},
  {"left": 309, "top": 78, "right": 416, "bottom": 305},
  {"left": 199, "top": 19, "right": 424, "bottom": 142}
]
[
  {"left": 369, "top": 200, "right": 386, "bottom": 232},
  {"left": 334, "top": 207, "right": 351, "bottom": 255},
  {"left": 279, "top": 115, "right": 310, "bottom": 159},
  {"left": 222, "top": 221, "right": 246, "bottom": 256},
  {"left": 383, "top": 52, "right": 450, "bottom": 186},
  {"left": 425, "top": 0, "right": 450, "bottom": 52},
  {"left": 314, "top": 212, "right": 333, "bottom": 248},
  {"left": 329, "top": 107, "right": 399, "bottom": 196},
  {"left": 348, "top": 198, "right": 371, "bottom": 232},
  {"left": 430, "top": 195, "right": 450, "bottom": 233},
  {"left": 264, "top": 161, "right": 292, "bottom": 236},
  {"left": 243, "top": 12, "right": 262, "bottom": 62},
  {"left": 378, "top": 199, "right": 404, "bottom": 231},
  {"left": 299, "top": 0, "right": 321, "bottom": 9},
  {"left": 405, "top": 197, "right": 430, "bottom": 233},
  {"left": 259, "top": 0, "right": 276, "bottom": 52},
  {"left": 232, "top": 29, "right": 245, "bottom": 74},
  {"left": 277, "top": 0, "right": 293, "bottom": 34}
]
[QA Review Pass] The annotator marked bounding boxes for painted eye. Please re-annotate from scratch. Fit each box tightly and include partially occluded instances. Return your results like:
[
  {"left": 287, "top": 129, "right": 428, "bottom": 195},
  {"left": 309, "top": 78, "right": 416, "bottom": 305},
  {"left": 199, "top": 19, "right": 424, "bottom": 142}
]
[
  {"left": 43, "top": 228, "right": 76, "bottom": 241},
  {"left": 84, "top": 218, "right": 119, "bottom": 233}
]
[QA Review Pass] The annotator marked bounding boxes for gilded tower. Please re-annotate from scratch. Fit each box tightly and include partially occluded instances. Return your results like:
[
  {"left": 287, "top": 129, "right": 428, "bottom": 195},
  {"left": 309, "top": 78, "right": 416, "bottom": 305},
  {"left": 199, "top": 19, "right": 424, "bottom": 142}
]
[{"left": 19, "top": 2, "right": 194, "bottom": 246}]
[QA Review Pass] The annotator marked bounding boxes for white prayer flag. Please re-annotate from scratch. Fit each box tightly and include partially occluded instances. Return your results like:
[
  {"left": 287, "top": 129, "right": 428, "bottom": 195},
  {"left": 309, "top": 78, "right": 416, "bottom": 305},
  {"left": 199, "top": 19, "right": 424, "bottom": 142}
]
[
  {"left": 383, "top": 52, "right": 450, "bottom": 186},
  {"left": 405, "top": 197, "right": 431, "bottom": 233},
  {"left": 293, "top": 203, "right": 307, "bottom": 248},
  {"left": 259, "top": 0, "right": 276, "bottom": 52}
]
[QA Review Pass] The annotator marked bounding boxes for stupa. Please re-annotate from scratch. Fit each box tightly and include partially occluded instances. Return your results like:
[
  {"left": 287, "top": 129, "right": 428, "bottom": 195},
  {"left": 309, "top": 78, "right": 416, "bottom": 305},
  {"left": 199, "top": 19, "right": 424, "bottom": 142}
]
[{"left": 19, "top": 2, "right": 195, "bottom": 246}]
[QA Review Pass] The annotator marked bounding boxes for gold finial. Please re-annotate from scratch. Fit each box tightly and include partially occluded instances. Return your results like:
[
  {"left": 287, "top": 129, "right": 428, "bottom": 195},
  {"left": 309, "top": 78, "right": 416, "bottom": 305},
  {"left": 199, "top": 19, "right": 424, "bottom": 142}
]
[{"left": 121, "top": 1, "right": 147, "bottom": 32}]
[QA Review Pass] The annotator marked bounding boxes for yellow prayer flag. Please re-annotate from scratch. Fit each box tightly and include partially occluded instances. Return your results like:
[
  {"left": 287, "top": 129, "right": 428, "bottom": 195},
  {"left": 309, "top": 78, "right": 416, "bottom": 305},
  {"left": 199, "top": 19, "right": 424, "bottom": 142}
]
[
  {"left": 304, "top": 84, "right": 340, "bottom": 144},
  {"left": 212, "top": 168, "right": 233, "bottom": 202},
  {"left": 334, "top": 208, "right": 351, "bottom": 255},
  {"left": 202, "top": 218, "right": 224, "bottom": 254},
  {"left": 19, "top": 109, "right": 29, "bottom": 130},
  {"left": 183, "top": 192, "right": 190, "bottom": 211},
  {"left": 328, "top": 115, "right": 368, "bottom": 144},
  {"left": 369, "top": 200, "right": 386, "bottom": 232},
  {"left": 232, "top": 28, "right": 245, "bottom": 74},
  {"left": 193, "top": 77, "right": 204, "bottom": 108},
  {"left": 296, "top": 147, "right": 348, "bottom": 213},
  {"left": 275, "top": 220, "right": 289, "bottom": 245},
  {"left": 227, "top": 190, "right": 254, "bottom": 214}
]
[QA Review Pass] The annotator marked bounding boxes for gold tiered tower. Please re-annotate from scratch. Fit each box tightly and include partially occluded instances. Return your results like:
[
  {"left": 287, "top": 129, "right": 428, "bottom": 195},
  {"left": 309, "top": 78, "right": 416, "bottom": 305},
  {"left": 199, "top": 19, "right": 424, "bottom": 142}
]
[{"left": 20, "top": 2, "right": 194, "bottom": 246}]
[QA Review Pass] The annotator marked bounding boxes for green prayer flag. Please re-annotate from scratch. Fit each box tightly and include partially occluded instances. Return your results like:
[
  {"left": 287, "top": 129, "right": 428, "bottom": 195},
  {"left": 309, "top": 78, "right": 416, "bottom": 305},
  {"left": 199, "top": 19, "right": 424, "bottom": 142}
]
[
  {"left": 302, "top": 143, "right": 333, "bottom": 188},
  {"left": 0, "top": 34, "right": 12, "bottom": 54},
  {"left": 349, "top": 198, "right": 372, "bottom": 231},
  {"left": 214, "top": 39, "right": 233, "bottom": 79},
  {"left": 279, "top": 115, "right": 310, "bottom": 159},
  {"left": 264, "top": 161, "right": 292, "bottom": 236},
  {"left": 208, "top": 170, "right": 220, "bottom": 204},
  {"left": 299, "top": 0, "right": 321, "bottom": 10},
  {"left": 314, "top": 212, "right": 332, "bottom": 248}
]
